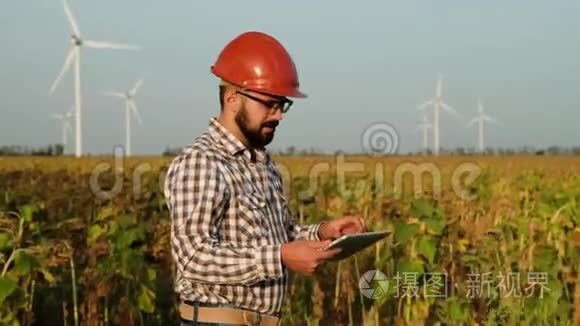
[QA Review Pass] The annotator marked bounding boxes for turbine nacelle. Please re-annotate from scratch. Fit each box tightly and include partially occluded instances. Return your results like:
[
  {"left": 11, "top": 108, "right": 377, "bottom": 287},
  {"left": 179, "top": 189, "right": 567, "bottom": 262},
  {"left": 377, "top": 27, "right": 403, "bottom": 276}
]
[{"left": 71, "top": 35, "right": 83, "bottom": 46}]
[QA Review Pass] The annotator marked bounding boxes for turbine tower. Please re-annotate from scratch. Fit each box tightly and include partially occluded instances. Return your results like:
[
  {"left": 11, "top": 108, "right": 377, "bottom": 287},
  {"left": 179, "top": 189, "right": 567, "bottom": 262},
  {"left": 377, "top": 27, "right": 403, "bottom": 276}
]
[
  {"left": 418, "top": 74, "right": 458, "bottom": 155},
  {"left": 467, "top": 99, "right": 499, "bottom": 153},
  {"left": 52, "top": 107, "right": 74, "bottom": 152},
  {"left": 415, "top": 113, "right": 432, "bottom": 152},
  {"left": 102, "top": 79, "right": 144, "bottom": 156},
  {"left": 49, "top": 0, "right": 139, "bottom": 157}
]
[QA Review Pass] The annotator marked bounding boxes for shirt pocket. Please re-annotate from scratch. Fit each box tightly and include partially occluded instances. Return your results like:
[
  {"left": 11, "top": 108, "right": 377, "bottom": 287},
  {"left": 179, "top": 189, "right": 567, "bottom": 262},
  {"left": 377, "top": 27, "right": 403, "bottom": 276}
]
[
  {"left": 236, "top": 193, "right": 269, "bottom": 239},
  {"left": 270, "top": 184, "right": 290, "bottom": 224}
]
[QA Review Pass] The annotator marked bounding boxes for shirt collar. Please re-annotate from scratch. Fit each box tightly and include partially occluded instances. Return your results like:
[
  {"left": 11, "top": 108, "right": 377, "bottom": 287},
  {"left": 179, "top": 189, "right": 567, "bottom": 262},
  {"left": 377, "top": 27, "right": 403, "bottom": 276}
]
[{"left": 208, "top": 117, "right": 269, "bottom": 163}]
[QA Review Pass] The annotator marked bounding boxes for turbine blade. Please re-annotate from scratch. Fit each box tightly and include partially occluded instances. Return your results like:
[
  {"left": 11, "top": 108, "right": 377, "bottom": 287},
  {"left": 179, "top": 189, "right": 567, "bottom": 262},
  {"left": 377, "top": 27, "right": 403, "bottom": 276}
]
[
  {"left": 485, "top": 116, "right": 501, "bottom": 125},
  {"left": 62, "top": 0, "right": 80, "bottom": 36},
  {"left": 441, "top": 102, "right": 460, "bottom": 117},
  {"left": 84, "top": 40, "right": 140, "bottom": 50},
  {"left": 129, "top": 101, "right": 143, "bottom": 126},
  {"left": 130, "top": 79, "right": 144, "bottom": 95},
  {"left": 418, "top": 99, "right": 434, "bottom": 110},
  {"left": 52, "top": 114, "right": 64, "bottom": 120},
  {"left": 50, "top": 47, "right": 76, "bottom": 94},
  {"left": 466, "top": 118, "right": 479, "bottom": 127},
  {"left": 478, "top": 99, "right": 484, "bottom": 114},
  {"left": 102, "top": 91, "right": 126, "bottom": 99}
]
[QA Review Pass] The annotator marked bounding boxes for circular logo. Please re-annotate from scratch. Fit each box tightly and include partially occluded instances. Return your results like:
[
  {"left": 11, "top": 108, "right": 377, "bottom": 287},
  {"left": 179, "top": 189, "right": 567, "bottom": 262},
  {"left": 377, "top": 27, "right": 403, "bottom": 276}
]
[
  {"left": 359, "top": 270, "right": 389, "bottom": 299},
  {"left": 361, "top": 122, "right": 400, "bottom": 156}
]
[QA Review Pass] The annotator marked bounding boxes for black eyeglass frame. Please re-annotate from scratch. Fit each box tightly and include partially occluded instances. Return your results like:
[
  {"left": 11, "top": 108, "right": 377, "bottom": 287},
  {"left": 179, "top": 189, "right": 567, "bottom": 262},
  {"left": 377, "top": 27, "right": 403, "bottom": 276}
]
[{"left": 236, "top": 91, "right": 293, "bottom": 113}]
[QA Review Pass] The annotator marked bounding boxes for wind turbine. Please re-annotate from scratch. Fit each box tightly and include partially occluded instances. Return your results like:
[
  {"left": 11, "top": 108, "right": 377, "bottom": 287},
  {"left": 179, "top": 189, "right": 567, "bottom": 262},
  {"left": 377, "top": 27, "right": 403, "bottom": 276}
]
[
  {"left": 102, "top": 79, "right": 144, "bottom": 156},
  {"left": 52, "top": 107, "right": 74, "bottom": 153},
  {"left": 467, "top": 99, "right": 500, "bottom": 153},
  {"left": 415, "top": 114, "right": 432, "bottom": 152},
  {"left": 49, "top": 0, "right": 140, "bottom": 157},
  {"left": 418, "top": 74, "right": 459, "bottom": 155}
]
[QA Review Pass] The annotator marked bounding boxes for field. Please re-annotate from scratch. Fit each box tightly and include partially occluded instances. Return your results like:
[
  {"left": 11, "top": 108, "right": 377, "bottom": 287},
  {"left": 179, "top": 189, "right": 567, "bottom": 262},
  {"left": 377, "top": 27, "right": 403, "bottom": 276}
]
[{"left": 1, "top": 155, "right": 579, "bottom": 325}]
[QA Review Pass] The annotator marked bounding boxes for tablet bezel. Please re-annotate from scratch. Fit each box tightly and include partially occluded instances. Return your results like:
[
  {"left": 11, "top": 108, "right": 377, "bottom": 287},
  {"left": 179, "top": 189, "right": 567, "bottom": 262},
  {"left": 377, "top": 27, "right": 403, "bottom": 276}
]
[{"left": 321, "top": 230, "right": 392, "bottom": 260}]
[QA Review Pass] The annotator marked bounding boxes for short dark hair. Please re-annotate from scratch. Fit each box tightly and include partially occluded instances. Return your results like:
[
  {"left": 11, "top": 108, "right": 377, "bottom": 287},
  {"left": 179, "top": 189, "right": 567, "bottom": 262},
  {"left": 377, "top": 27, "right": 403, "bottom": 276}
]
[{"left": 219, "top": 85, "right": 226, "bottom": 111}]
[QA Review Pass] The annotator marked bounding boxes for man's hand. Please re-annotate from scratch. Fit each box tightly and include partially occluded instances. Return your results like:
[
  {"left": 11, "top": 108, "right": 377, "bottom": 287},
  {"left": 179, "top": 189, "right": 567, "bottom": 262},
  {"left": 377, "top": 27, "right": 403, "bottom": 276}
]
[
  {"left": 318, "top": 216, "right": 366, "bottom": 240},
  {"left": 281, "top": 240, "right": 341, "bottom": 276}
]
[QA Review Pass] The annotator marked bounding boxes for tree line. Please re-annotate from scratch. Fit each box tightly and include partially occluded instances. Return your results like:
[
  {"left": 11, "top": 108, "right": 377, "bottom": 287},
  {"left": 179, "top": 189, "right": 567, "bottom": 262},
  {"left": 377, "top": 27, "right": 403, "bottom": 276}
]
[
  {"left": 0, "top": 144, "right": 64, "bottom": 156},
  {"left": 1, "top": 144, "right": 579, "bottom": 156}
]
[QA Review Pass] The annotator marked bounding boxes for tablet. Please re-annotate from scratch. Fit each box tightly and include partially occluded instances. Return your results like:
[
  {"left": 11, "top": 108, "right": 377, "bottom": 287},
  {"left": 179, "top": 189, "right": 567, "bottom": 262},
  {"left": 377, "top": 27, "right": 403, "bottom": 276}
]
[{"left": 322, "top": 230, "right": 392, "bottom": 261}]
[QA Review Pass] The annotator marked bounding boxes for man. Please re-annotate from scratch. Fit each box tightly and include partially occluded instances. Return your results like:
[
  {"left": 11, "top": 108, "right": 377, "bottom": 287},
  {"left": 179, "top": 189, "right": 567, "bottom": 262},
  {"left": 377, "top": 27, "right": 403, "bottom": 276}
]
[{"left": 164, "top": 31, "right": 365, "bottom": 326}]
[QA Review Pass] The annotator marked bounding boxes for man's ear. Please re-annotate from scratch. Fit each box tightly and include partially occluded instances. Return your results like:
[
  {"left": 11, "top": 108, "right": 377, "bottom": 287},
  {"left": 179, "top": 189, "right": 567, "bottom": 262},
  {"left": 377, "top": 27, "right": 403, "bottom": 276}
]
[{"left": 223, "top": 86, "right": 240, "bottom": 113}]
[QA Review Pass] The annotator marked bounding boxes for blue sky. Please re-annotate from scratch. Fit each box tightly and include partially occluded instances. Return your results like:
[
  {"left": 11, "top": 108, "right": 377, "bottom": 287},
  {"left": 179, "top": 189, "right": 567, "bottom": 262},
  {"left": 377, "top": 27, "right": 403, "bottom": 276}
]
[{"left": 1, "top": 1, "right": 579, "bottom": 155}]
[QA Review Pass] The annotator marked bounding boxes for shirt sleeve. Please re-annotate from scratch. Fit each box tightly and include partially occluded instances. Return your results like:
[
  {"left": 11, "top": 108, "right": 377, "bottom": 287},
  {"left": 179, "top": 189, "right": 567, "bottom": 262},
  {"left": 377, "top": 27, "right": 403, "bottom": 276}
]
[
  {"left": 164, "top": 150, "right": 284, "bottom": 286},
  {"left": 286, "top": 214, "right": 323, "bottom": 242}
]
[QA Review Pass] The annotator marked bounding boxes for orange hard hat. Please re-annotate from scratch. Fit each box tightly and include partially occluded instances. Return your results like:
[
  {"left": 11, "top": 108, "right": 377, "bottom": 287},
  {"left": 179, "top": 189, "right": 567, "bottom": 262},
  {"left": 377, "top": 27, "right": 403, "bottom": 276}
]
[{"left": 211, "top": 31, "right": 307, "bottom": 98}]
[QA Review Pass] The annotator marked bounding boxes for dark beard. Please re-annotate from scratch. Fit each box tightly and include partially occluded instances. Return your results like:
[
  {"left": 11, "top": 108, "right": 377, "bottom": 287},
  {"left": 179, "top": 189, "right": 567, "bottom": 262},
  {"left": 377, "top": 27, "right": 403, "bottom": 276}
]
[{"left": 235, "top": 106, "right": 278, "bottom": 148}]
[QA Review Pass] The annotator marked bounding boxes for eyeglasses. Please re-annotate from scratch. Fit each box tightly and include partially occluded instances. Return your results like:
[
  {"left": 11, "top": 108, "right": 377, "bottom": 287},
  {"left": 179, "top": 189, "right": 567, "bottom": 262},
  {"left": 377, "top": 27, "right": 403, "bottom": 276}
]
[{"left": 236, "top": 91, "right": 293, "bottom": 113}]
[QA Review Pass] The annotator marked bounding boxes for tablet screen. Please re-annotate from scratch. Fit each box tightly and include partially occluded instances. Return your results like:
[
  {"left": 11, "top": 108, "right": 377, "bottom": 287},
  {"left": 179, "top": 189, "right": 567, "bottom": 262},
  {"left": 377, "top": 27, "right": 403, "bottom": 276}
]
[{"left": 323, "top": 231, "right": 392, "bottom": 261}]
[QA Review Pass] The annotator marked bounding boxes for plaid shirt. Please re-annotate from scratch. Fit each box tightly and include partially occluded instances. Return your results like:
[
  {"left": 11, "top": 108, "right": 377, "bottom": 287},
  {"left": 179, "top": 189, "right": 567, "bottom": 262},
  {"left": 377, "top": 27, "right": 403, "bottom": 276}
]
[{"left": 164, "top": 117, "right": 322, "bottom": 315}]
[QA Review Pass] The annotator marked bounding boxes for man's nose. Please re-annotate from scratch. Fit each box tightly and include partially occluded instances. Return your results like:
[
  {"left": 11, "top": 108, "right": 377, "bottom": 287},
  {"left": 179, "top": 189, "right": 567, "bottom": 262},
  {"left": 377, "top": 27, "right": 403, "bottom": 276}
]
[{"left": 270, "top": 108, "right": 283, "bottom": 121}]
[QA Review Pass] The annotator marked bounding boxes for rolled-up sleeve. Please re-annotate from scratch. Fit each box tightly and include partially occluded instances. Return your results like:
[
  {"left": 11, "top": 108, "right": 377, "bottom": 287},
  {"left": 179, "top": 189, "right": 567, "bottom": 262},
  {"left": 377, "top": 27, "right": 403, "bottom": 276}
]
[
  {"left": 165, "top": 151, "right": 284, "bottom": 286},
  {"left": 286, "top": 215, "right": 323, "bottom": 241}
]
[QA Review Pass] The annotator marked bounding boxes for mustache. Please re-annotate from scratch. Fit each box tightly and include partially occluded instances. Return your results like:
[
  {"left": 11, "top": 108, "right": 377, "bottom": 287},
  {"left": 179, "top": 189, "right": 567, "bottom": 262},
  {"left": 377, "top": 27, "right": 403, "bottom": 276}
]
[{"left": 261, "top": 121, "right": 279, "bottom": 129}]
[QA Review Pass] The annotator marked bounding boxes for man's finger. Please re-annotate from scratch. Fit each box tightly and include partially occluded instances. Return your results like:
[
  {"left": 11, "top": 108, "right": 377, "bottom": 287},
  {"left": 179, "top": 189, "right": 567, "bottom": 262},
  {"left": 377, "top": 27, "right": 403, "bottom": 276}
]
[
  {"left": 341, "top": 226, "right": 358, "bottom": 235},
  {"left": 309, "top": 240, "right": 331, "bottom": 249},
  {"left": 346, "top": 217, "right": 364, "bottom": 229},
  {"left": 316, "top": 248, "right": 341, "bottom": 260},
  {"left": 346, "top": 216, "right": 365, "bottom": 232},
  {"left": 328, "top": 229, "right": 341, "bottom": 239}
]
